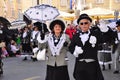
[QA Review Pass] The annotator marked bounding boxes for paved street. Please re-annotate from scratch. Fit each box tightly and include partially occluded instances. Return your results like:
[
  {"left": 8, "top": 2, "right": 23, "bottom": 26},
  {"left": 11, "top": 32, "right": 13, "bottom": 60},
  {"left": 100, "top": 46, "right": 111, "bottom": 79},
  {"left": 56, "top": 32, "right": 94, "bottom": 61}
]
[{"left": 0, "top": 53, "right": 120, "bottom": 80}]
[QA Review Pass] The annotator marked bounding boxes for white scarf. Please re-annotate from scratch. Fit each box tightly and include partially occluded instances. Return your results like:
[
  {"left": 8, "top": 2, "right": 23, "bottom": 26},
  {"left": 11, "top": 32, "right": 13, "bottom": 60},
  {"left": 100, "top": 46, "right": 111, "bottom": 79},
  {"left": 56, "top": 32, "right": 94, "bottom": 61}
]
[
  {"left": 23, "top": 32, "right": 27, "bottom": 38},
  {"left": 37, "top": 32, "right": 48, "bottom": 43},
  {"left": 32, "top": 31, "right": 39, "bottom": 39},
  {"left": 48, "top": 33, "right": 66, "bottom": 56}
]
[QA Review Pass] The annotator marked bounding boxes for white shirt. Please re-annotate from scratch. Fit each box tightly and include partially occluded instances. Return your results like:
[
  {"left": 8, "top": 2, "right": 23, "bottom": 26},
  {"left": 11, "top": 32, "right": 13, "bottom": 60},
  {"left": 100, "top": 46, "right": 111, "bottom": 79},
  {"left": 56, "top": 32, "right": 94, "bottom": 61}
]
[
  {"left": 79, "top": 31, "right": 90, "bottom": 45},
  {"left": 118, "top": 32, "right": 120, "bottom": 40},
  {"left": 31, "top": 31, "right": 39, "bottom": 42},
  {"left": 23, "top": 32, "right": 27, "bottom": 38},
  {"left": 11, "top": 45, "right": 19, "bottom": 53}
]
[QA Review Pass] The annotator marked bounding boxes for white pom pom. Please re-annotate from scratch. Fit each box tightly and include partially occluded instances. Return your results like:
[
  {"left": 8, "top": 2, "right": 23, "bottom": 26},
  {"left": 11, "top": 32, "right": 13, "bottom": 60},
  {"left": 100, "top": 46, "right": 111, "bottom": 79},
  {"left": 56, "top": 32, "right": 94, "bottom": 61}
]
[{"left": 89, "top": 36, "right": 97, "bottom": 47}]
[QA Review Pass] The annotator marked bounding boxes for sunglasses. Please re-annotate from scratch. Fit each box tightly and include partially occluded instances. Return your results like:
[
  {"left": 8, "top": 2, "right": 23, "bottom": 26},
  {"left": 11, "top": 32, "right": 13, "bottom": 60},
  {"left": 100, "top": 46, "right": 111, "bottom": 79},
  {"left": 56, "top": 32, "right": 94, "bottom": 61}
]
[{"left": 79, "top": 22, "right": 89, "bottom": 25}]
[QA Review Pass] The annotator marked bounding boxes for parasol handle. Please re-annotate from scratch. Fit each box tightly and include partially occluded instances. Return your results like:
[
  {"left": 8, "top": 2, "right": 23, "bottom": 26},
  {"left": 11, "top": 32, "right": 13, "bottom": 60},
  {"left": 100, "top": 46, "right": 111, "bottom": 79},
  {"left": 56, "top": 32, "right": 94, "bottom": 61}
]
[{"left": 40, "top": 23, "right": 45, "bottom": 40}]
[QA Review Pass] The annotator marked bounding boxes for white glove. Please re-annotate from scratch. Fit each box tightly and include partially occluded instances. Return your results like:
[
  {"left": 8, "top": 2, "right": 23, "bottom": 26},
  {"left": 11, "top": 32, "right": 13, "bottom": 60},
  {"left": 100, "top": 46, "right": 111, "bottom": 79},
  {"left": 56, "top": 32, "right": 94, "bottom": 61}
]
[
  {"left": 33, "top": 47, "right": 39, "bottom": 54},
  {"left": 98, "top": 20, "right": 109, "bottom": 32},
  {"left": 73, "top": 46, "right": 83, "bottom": 57}
]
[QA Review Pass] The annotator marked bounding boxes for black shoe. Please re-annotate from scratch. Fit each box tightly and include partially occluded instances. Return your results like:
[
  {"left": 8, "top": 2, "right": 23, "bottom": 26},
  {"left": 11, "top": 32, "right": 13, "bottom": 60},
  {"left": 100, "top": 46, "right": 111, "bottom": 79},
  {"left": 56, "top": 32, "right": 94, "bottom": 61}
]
[
  {"left": 0, "top": 68, "right": 3, "bottom": 75},
  {"left": 23, "top": 57, "right": 27, "bottom": 61},
  {"left": 0, "top": 71, "right": 3, "bottom": 75},
  {"left": 32, "top": 58, "right": 38, "bottom": 62},
  {"left": 0, "top": 62, "right": 3, "bottom": 75},
  {"left": 108, "top": 64, "right": 111, "bottom": 70},
  {"left": 102, "top": 65, "right": 105, "bottom": 71},
  {"left": 113, "top": 70, "right": 119, "bottom": 74}
]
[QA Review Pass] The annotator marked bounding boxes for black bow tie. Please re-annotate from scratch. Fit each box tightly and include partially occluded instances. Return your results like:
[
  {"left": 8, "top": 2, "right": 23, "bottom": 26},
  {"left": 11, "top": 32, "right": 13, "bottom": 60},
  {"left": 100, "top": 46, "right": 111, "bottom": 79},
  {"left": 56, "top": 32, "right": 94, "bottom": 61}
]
[{"left": 81, "top": 31, "right": 88, "bottom": 34}]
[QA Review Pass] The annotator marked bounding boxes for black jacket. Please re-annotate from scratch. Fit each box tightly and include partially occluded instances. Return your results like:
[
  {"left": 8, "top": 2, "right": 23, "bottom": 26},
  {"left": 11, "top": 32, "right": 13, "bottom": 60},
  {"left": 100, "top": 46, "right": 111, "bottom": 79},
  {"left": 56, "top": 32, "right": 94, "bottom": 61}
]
[{"left": 69, "top": 28, "right": 113, "bottom": 60}]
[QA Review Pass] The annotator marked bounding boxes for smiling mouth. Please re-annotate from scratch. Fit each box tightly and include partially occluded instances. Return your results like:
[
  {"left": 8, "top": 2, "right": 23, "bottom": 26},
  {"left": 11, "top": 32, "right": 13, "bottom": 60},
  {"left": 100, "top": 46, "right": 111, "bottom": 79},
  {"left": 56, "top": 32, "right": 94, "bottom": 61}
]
[{"left": 56, "top": 29, "right": 61, "bottom": 30}]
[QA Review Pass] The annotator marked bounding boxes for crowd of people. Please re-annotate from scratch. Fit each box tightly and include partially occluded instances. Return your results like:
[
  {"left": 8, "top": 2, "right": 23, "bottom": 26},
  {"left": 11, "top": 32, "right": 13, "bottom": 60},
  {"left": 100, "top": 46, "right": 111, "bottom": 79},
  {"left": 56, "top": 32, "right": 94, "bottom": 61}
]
[{"left": 0, "top": 13, "right": 120, "bottom": 80}]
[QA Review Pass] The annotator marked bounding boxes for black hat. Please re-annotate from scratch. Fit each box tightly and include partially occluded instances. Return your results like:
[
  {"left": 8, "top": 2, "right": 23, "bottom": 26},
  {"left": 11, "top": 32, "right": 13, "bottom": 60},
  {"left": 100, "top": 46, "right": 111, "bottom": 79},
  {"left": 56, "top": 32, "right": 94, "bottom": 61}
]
[
  {"left": 34, "top": 22, "right": 48, "bottom": 33},
  {"left": 77, "top": 13, "right": 92, "bottom": 24},
  {"left": 49, "top": 19, "right": 65, "bottom": 31},
  {"left": 116, "top": 19, "right": 120, "bottom": 27},
  {"left": 34, "top": 22, "right": 42, "bottom": 27}
]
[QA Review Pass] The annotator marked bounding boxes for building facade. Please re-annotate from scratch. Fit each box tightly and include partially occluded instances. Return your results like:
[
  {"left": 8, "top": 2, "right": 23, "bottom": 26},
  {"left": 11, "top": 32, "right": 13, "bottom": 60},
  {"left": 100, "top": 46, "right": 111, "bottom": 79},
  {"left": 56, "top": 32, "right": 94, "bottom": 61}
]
[
  {"left": 82, "top": 0, "right": 120, "bottom": 11},
  {"left": 0, "top": 0, "right": 120, "bottom": 22}
]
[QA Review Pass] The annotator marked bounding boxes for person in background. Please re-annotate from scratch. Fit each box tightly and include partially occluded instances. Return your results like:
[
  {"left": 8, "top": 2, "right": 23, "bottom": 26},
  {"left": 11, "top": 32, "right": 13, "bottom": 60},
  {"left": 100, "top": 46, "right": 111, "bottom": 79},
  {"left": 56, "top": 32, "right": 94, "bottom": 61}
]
[
  {"left": 0, "top": 41, "right": 6, "bottom": 75},
  {"left": 38, "top": 19, "right": 71, "bottom": 80},
  {"left": 0, "top": 22, "right": 12, "bottom": 75},
  {"left": 31, "top": 26, "right": 39, "bottom": 48},
  {"left": 21, "top": 26, "right": 32, "bottom": 61},
  {"left": 30, "top": 24, "right": 39, "bottom": 61},
  {"left": 69, "top": 14, "right": 114, "bottom": 80},
  {"left": 1, "top": 45, "right": 8, "bottom": 57},
  {"left": 65, "top": 24, "right": 76, "bottom": 40},
  {"left": 31, "top": 22, "right": 49, "bottom": 61},
  {"left": 112, "top": 19, "right": 120, "bottom": 74},
  {"left": 10, "top": 40, "right": 20, "bottom": 56}
]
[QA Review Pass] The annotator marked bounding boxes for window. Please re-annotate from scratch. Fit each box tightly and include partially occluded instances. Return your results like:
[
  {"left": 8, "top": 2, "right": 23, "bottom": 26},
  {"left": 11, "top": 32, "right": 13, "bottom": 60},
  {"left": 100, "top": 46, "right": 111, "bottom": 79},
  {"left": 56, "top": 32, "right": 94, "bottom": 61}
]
[
  {"left": 18, "top": 9, "right": 23, "bottom": 19},
  {"left": 115, "top": 0, "right": 120, "bottom": 2},
  {"left": 11, "top": 8, "right": 15, "bottom": 17},
  {"left": 9, "top": 0, "right": 13, "bottom": 2},
  {"left": 17, "top": 0, "right": 21, "bottom": 3},
  {"left": 81, "top": 0, "right": 86, "bottom": 4},
  {"left": 60, "top": 0, "right": 67, "bottom": 6},
  {"left": 95, "top": 0, "right": 104, "bottom": 3}
]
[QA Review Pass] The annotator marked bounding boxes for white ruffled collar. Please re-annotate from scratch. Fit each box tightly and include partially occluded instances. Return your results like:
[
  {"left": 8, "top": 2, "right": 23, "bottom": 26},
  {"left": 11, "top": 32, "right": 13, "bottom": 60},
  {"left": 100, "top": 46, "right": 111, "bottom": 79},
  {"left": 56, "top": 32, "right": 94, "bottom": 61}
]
[{"left": 48, "top": 33, "right": 66, "bottom": 56}]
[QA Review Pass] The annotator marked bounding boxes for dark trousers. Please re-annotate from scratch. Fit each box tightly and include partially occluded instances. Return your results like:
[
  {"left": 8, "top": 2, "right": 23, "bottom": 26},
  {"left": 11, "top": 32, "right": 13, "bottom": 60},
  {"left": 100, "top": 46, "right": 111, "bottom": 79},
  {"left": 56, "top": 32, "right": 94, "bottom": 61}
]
[
  {"left": 74, "top": 61, "right": 104, "bottom": 80},
  {"left": 0, "top": 48, "right": 3, "bottom": 74},
  {"left": 22, "top": 43, "right": 32, "bottom": 53},
  {"left": 0, "top": 48, "right": 2, "bottom": 60}
]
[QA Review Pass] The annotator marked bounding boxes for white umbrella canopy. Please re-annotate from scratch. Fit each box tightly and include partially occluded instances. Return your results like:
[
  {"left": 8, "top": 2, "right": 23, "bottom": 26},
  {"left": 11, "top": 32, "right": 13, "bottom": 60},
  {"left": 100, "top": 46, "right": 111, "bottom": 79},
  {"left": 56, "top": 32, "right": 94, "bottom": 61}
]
[
  {"left": 9, "top": 20, "right": 26, "bottom": 29},
  {"left": 24, "top": 4, "right": 60, "bottom": 22},
  {"left": 80, "top": 7, "right": 113, "bottom": 16}
]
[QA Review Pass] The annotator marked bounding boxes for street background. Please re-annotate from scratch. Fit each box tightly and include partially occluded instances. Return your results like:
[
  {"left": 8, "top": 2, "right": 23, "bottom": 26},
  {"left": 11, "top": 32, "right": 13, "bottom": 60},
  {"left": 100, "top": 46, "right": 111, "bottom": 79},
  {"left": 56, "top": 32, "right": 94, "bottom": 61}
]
[{"left": 0, "top": 53, "right": 120, "bottom": 80}]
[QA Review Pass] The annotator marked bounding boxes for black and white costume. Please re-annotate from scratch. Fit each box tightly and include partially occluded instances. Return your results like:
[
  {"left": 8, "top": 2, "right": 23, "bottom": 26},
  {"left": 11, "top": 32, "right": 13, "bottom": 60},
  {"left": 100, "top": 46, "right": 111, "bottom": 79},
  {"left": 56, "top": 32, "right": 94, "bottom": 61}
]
[
  {"left": 112, "top": 31, "right": 120, "bottom": 72},
  {"left": 111, "top": 20, "right": 120, "bottom": 74},
  {"left": 69, "top": 14, "right": 114, "bottom": 80}
]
